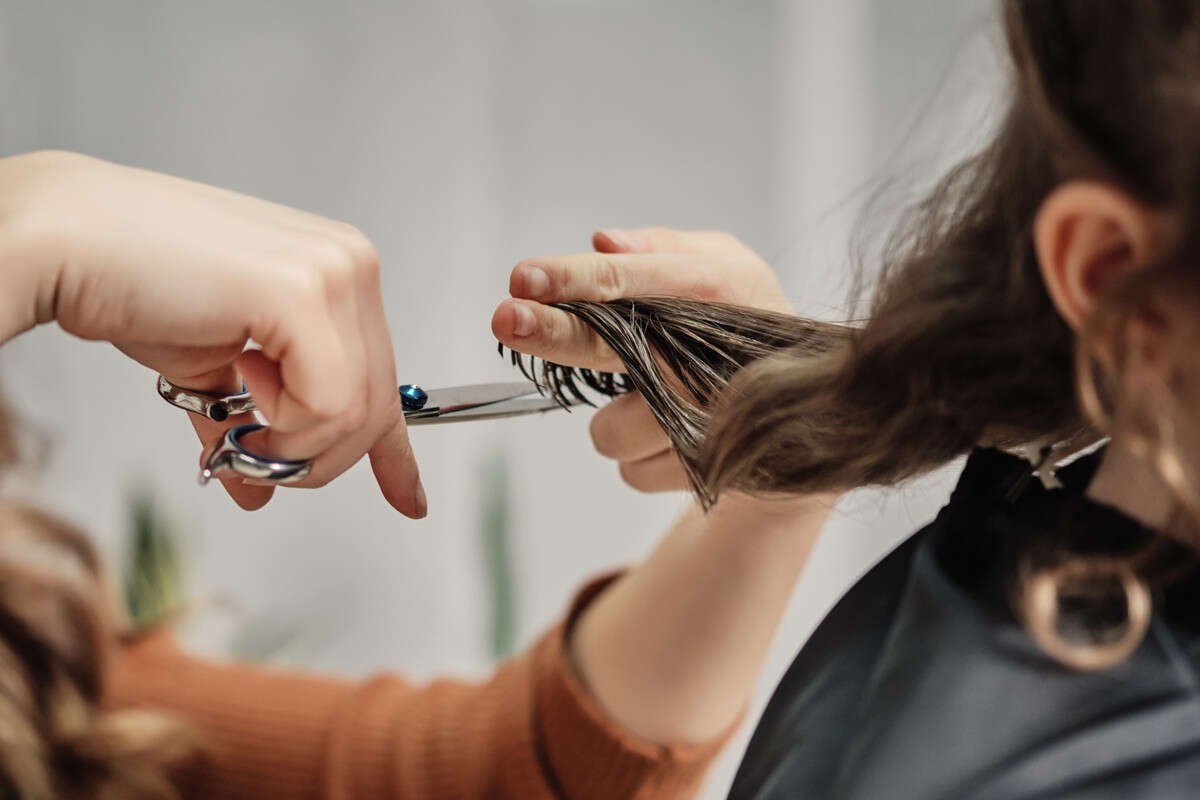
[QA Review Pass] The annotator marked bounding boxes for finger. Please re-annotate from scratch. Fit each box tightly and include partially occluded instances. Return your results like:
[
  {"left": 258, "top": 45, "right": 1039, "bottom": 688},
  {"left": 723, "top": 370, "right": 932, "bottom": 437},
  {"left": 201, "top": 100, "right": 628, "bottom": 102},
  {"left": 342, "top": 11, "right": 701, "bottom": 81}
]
[
  {"left": 248, "top": 295, "right": 352, "bottom": 430},
  {"left": 356, "top": 266, "right": 424, "bottom": 517},
  {"left": 492, "top": 298, "right": 623, "bottom": 371},
  {"left": 595, "top": 227, "right": 791, "bottom": 313},
  {"left": 593, "top": 229, "right": 655, "bottom": 254},
  {"left": 263, "top": 251, "right": 369, "bottom": 458},
  {"left": 589, "top": 392, "right": 671, "bottom": 462},
  {"left": 236, "top": 350, "right": 349, "bottom": 461},
  {"left": 235, "top": 349, "right": 282, "bottom": 408},
  {"left": 618, "top": 449, "right": 690, "bottom": 493},
  {"left": 368, "top": 404, "right": 425, "bottom": 518},
  {"left": 509, "top": 252, "right": 725, "bottom": 305},
  {"left": 593, "top": 228, "right": 754, "bottom": 259},
  {"left": 246, "top": 251, "right": 426, "bottom": 517},
  {"left": 216, "top": 471, "right": 274, "bottom": 510}
]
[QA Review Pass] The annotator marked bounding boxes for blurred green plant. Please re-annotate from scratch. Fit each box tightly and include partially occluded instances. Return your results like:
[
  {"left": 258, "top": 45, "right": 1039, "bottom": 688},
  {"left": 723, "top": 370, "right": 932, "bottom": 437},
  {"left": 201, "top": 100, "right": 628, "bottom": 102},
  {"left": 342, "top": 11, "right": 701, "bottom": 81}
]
[
  {"left": 122, "top": 464, "right": 522, "bottom": 664},
  {"left": 120, "top": 488, "right": 304, "bottom": 663},
  {"left": 480, "top": 451, "right": 516, "bottom": 660},
  {"left": 121, "top": 490, "right": 184, "bottom": 629}
]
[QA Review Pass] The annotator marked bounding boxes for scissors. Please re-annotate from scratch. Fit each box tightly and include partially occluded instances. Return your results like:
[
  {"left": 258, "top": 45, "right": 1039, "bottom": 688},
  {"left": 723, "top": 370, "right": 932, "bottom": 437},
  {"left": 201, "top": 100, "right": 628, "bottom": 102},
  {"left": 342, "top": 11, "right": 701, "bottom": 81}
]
[{"left": 156, "top": 375, "right": 584, "bottom": 485}]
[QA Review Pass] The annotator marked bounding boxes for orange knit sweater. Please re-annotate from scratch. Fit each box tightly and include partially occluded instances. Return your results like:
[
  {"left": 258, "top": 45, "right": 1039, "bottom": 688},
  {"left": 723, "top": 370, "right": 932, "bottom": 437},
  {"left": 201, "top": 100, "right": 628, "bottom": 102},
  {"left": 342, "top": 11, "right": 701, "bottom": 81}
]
[{"left": 107, "top": 575, "right": 731, "bottom": 799}]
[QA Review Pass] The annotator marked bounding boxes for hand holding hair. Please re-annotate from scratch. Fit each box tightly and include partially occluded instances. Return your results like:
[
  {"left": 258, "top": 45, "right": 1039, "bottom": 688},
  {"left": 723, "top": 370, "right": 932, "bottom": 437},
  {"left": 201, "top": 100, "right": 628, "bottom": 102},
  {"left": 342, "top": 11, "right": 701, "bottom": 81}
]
[{"left": 492, "top": 228, "right": 798, "bottom": 494}]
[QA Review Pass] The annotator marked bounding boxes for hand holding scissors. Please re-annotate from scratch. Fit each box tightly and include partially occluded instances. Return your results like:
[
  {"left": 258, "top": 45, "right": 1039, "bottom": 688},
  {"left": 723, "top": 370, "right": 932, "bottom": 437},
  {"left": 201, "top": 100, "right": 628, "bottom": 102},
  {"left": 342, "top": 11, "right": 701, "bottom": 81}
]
[
  {"left": 157, "top": 377, "right": 586, "bottom": 485},
  {"left": 0, "top": 152, "right": 426, "bottom": 516}
]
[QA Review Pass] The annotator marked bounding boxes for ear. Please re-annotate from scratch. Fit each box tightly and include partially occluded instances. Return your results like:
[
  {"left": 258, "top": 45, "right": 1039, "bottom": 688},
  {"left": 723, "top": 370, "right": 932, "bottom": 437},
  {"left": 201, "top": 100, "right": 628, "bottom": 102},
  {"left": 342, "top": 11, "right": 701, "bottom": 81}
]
[{"left": 1033, "top": 181, "right": 1162, "bottom": 332}]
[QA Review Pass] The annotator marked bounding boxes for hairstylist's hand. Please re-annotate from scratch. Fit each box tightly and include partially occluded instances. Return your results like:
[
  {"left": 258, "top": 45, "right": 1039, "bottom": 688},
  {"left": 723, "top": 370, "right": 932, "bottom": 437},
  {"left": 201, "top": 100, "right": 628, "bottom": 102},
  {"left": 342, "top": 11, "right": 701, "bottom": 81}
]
[
  {"left": 491, "top": 227, "right": 790, "bottom": 492},
  {"left": 0, "top": 151, "right": 424, "bottom": 517}
]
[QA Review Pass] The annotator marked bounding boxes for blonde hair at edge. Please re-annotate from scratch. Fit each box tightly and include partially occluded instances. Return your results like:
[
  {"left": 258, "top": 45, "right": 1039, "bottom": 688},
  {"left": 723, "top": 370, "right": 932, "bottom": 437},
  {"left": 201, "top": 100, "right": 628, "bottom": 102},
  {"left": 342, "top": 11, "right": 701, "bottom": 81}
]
[{"left": 0, "top": 402, "right": 194, "bottom": 799}]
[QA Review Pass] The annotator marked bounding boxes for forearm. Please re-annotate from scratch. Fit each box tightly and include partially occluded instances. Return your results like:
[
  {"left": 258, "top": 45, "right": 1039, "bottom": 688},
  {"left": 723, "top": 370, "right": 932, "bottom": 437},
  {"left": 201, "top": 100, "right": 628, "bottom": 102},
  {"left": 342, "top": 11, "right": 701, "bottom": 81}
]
[
  {"left": 569, "top": 491, "right": 836, "bottom": 744},
  {"left": 112, "top": 602, "right": 728, "bottom": 799}
]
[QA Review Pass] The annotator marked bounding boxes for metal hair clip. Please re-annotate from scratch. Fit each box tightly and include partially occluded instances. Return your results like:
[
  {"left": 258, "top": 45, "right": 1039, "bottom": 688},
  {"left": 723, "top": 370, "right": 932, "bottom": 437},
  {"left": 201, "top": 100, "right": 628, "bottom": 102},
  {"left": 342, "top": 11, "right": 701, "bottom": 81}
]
[
  {"left": 157, "top": 375, "right": 586, "bottom": 485},
  {"left": 1005, "top": 432, "right": 1110, "bottom": 500}
]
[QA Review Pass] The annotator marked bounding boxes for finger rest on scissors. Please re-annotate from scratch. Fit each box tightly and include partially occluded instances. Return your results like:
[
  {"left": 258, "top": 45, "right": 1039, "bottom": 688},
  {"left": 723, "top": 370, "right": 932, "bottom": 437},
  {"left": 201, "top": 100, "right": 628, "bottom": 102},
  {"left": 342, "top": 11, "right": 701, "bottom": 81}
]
[
  {"left": 199, "top": 424, "right": 312, "bottom": 485},
  {"left": 159, "top": 375, "right": 256, "bottom": 422}
]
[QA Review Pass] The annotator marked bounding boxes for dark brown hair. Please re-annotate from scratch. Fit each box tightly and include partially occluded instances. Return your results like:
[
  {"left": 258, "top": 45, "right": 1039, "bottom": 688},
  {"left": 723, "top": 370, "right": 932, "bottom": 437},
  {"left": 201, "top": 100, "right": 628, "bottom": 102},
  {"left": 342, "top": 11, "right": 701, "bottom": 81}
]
[{"left": 508, "top": 1, "right": 1200, "bottom": 666}]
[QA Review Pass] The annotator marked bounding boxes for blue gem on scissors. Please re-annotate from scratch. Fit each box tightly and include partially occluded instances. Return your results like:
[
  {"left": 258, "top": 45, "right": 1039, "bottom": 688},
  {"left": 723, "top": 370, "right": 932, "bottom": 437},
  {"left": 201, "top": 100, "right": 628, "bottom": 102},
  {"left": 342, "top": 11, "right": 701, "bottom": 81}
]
[{"left": 398, "top": 384, "right": 429, "bottom": 411}]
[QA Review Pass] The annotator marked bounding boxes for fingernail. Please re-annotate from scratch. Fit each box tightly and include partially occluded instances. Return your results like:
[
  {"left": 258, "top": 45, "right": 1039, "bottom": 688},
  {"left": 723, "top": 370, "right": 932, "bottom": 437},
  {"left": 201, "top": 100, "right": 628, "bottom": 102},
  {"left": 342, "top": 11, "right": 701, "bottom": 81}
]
[
  {"left": 414, "top": 479, "right": 428, "bottom": 519},
  {"left": 512, "top": 302, "right": 537, "bottom": 337},
  {"left": 598, "top": 228, "right": 639, "bottom": 251},
  {"left": 522, "top": 267, "right": 549, "bottom": 298}
]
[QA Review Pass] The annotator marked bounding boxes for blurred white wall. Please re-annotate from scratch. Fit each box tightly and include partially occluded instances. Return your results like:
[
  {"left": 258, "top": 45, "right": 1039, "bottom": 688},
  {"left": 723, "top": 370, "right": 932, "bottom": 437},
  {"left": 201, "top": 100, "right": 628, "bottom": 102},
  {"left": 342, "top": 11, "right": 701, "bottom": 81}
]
[{"left": 0, "top": 1, "right": 999, "bottom": 797}]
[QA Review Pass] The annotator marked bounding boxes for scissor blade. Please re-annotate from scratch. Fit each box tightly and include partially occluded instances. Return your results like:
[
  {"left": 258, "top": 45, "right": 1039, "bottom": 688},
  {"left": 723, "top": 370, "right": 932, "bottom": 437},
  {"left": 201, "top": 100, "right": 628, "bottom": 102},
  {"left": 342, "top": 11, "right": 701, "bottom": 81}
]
[
  {"left": 406, "top": 396, "right": 584, "bottom": 425},
  {"left": 413, "top": 381, "right": 541, "bottom": 415}
]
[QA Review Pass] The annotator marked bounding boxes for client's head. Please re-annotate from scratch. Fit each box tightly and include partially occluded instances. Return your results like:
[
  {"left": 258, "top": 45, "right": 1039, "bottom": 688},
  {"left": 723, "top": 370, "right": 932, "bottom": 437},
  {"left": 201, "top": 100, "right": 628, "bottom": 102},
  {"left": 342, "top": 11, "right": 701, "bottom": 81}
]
[
  {"left": 701, "top": 0, "right": 1200, "bottom": 508},
  {"left": 515, "top": 1, "right": 1200, "bottom": 669}
]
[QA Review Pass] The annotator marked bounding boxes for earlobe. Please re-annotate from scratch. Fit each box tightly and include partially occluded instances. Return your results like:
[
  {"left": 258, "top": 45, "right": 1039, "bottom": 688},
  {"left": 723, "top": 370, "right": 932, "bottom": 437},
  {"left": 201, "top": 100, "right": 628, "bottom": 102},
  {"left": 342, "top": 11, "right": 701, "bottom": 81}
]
[{"left": 1033, "top": 181, "right": 1159, "bottom": 332}]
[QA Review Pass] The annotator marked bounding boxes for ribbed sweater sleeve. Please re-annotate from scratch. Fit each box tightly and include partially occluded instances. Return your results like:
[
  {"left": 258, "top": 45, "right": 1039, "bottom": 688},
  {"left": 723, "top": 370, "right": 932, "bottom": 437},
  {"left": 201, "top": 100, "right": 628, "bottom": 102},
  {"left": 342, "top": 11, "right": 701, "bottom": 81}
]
[{"left": 106, "top": 574, "right": 732, "bottom": 799}]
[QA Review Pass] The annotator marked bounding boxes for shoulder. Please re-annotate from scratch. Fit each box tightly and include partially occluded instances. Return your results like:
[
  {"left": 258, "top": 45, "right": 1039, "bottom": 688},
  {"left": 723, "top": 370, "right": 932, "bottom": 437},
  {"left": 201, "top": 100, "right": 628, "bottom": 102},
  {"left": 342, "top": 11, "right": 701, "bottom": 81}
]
[
  {"left": 733, "top": 443, "right": 1200, "bottom": 799},
  {"left": 828, "top": 530, "right": 1200, "bottom": 798}
]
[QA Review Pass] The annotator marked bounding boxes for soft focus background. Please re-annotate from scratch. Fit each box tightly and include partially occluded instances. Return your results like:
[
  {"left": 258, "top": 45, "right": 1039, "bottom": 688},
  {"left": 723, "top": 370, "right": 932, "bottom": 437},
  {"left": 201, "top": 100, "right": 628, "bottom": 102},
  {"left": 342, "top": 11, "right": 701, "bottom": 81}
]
[{"left": 0, "top": 1, "right": 1002, "bottom": 795}]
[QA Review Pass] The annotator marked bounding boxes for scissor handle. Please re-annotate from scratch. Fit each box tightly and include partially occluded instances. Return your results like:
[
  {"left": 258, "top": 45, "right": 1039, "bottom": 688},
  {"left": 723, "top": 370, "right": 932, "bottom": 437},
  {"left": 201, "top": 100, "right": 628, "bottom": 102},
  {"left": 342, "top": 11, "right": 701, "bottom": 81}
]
[
  {"left": 159, "top": 376, "right": 406, "bottom": 484},
  {"left": 198, "top": 424, "right": 313, "bottom": 485},
  {"left": 158, "top": 376, "right": 255, "bottom": 422},
  {"left": 159, "top": 375, "right": 570, "bottom": 486}
]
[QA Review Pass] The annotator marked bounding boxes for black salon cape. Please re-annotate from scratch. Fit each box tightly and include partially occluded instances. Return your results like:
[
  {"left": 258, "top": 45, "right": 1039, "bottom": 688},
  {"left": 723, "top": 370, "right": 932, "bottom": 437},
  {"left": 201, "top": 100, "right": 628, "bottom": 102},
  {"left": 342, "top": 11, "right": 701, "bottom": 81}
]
[{"left": 728, "top": 448, "right": 1200, "bottom": 800}]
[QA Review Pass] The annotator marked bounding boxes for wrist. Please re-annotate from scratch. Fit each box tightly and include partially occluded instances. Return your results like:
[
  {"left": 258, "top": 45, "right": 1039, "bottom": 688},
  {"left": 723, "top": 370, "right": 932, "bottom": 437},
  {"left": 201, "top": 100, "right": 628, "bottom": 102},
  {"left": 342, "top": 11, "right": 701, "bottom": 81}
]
[
  {"left": 681, "top": 491, "right": 838, "bottom": 583},
  {"left": 566, "top": 491, "right": 835, "bottom": 745},
  {"left": 0, "top": 151, "right": 70, "bottom": 344}
]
